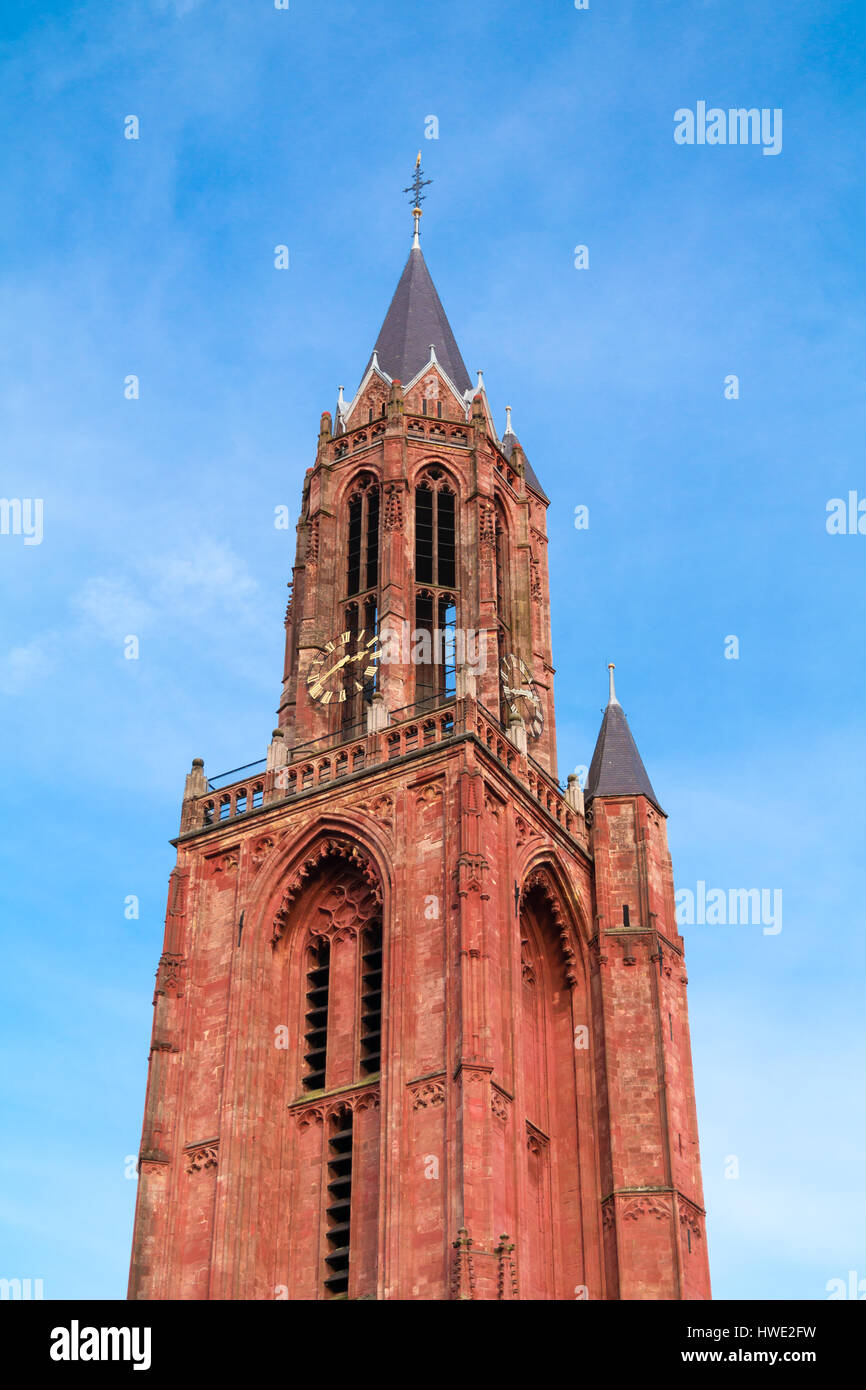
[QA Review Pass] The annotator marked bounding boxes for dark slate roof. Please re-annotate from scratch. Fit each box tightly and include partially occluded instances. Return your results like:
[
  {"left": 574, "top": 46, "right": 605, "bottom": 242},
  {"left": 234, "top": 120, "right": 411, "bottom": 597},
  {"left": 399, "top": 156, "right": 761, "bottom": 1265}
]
[
  {"left": 584, "top": 698, "right": 663, "bottom": 811},
  {"left": 501, "top": 432, "right": 549, "bottom": 503},
  {"left": 364, "top": 246, "right": 472, "bottom": 394}
]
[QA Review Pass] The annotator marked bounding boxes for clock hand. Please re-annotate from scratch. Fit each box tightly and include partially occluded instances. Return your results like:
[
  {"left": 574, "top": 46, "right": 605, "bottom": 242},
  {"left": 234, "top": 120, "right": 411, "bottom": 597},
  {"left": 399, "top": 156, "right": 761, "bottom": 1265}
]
[{"left": 321, "top": 651, "right": 356, "bottom": 679}]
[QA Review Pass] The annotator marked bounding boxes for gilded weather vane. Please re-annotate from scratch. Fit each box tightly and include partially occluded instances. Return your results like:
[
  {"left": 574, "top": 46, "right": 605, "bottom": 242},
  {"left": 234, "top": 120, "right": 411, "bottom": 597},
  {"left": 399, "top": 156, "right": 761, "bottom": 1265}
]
[
  {"left": 404, "top": 152, "right": 432, "bottom": 245},
  {"left": 404, "top": 151, "right": 432, "bottom": 208}
]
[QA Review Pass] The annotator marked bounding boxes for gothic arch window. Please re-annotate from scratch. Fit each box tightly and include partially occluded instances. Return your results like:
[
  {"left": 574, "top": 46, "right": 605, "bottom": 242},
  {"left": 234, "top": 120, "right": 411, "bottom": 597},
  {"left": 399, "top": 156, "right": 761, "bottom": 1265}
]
[
  {"left": 343, "top": 473, "right": 380, "bottom": 731},
  {"left": 414, "top": 469, "right": 458, "bottom": 711},
  {"left": 494, "top": 496, "right": 511, "bottom": 633},
  {"left": 518, "top": 873, "right": 584, "bottom": 1300},
  {"left": 346, "top": 473, "right": 380, "bottom": 598},
  {"left": 274, "top": 841, "right": 384, "bottom": 1300},
  {"left": 415, "top": 589, "right": 457, "bottom": 707},
  {"left": 415, "top": 468, "right": 456, "bottom": 589},
  {"left": 494, "top": 497, "right": 512, "bottom": 724}
]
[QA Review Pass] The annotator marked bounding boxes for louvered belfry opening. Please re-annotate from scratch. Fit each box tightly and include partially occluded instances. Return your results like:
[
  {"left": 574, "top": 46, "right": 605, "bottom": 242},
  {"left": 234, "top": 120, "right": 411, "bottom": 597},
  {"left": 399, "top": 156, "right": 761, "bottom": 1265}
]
[
  {"left": 414, "top": 468, "right": 458, "bottom": 707},
  {"left": 324, "top": 1105, "right": 354, "bottom": 1298},
  {"left": 414, "top": 469, "right": 455, "bottom": 588},
  {"left": 344, "top": 474, "right": 381, "bottom": 730},
  {"left": 346, "top": 475, "right": 380, "bottom": 598},
  {"left": 303, "top": 939, "right": 330, "bottom": 1091},
  {"left": 360, "top": 923, "right": 382, "bottom": 1076}
]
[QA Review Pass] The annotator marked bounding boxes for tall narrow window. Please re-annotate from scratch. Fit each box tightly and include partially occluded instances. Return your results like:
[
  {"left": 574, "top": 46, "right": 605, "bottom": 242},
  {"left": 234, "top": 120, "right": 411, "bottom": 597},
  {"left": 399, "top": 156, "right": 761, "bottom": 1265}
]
[
  {"left": 415, "top": 486, "right": 434, "bottom": 584},
  {"left": 303, "top": 940, "right": 330, "bottom": 1091},
  {"left": 414, "top": 470, "right": 456, "bottom": 587},
  {"left": 365, "top": 488, "right": 379, "bottom": 591},
  {"left": 414, "top": 590, "right": 456, "bottom": 706},
  {"left": 324, "top": 1106, "right": 353, "bottom": 1297},
  {"left": 414, "top": 470, "right": 458, "bottom": 712},
  {"left": 281, "top": 849, "right": 382, "bottom": 1302},
  {"left": 347, "top": 495, "right": 363, "bottom": 597},
  {"left": 346, "top": 475, "right": 380, "bottom": 597},
  {"left": 495, "top": 499, "right": 512, "bottom": 725},
  {"left": 360, "top": 924, "right": 382, "bottom": 1076},
  {"left": 495, "top": 504, "right": 510, "bottom": 631}
]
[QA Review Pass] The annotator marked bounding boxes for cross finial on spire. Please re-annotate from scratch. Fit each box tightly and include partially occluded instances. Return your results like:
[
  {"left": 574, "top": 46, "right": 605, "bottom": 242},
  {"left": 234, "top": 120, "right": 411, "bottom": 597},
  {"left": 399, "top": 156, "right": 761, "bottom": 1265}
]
[
  {"left": 608, "top": 663, "right": 620, "bottom": 706},
  {"left": 404, "top": 151, "right": 432, "bottom": 246}
]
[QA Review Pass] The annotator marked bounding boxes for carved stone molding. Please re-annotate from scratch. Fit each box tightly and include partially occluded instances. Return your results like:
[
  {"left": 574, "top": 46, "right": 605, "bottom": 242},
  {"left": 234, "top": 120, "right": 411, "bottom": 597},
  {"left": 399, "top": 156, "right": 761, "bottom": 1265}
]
[
  {"left": 251, "top": 834, "right": 278, "bottom": 871},
  {"left": 415, "top": 780, "right": 444, "bottom": 808},
  {"left": 293, "top": 1102, "right": 327, "bottom": 1131},
  {"left": 382, "top": 482, "right": 403, "bottom": 531},
  {"left": 139, "top": 1156, "right": 170, "bottom": 1178},
  {"left": 291, "top": 1086, "right": 380, "bottom": 1130},
  {"left": 167, "top": 868, "right": 189, "bottom": 920},
  {"left": 491, "top": 1086, "right": 511, "bottom": 1123},
  {"left": 456, "top": 853, "right": 490, "bottom": 900},
  {"left": 530, "top": 549, "right": 542, "bottom": 603},
  {"left": 410, "top": 1078, "right": 445, "bottom": 1110},
  {"left": 526, "top": 1121, "right": 549, "bottom": 1156},
  {"left": 588, "top": 937, "right": 608, "bottom": 974},
  {"left": 520, "top": 867, "right": 579, "bottom": 988},
  {"left": 678, "top": 1201, "right": 705, "bottom": 1240},
  {"left": 272, "top": 838, "right": 382, "bottom": 944},
  {"left": 451, "top": 1227, "right": 476, "bottom": 1300},
  {"left": 309, "top": 875, "right": 381, "bottom": 946},
  {"left": 478, "top": 500, "right": 496, "bottom": 551},
  {"left": 601, "top": 1201, "right": 616, "bottom": 1232},
  {"left": 185, "top": 1139, "right": 219, "bottom": 1174},
  {"left": 154, "top": 953, "right": 185, "bottom": 1000},
  {"left": 206, "top": 848, "right": 239, "bottom": 881},
  {"left": 355, "top": 793, "right": 394, "bottom": 829},
  {"left": 515, "top": 815, "right": 539, "bottom": 848},
  {"left": 495, "top": 1233, "right": 519, "bottom": 1300},
  {"left": 520, "top": 938, "right": 536, "bottom": 985},
  {"left": 306, "top": 514, "right": 320, "bottom": 566},
  {"left": 459, "top": 1066, "right": 492, "bottom": 1089},
  {"left": 622, "top": 1194, "right": 672, "bottom": 1223}
]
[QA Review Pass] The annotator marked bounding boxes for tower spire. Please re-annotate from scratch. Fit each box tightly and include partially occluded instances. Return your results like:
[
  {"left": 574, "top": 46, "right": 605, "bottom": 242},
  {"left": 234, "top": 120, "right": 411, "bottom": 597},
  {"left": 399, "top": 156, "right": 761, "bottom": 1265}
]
[{"left": 585, "top": 665, "right": 661, "bottom": 810}]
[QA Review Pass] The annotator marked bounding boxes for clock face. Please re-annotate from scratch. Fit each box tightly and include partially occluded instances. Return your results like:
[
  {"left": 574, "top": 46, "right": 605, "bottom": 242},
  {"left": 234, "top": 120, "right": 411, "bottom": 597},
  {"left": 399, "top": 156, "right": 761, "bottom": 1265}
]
[
  {"left": 499, "top": 652, "right": 544, "bottom": 739},
  {"left": 307, "top": 628, "right": 381, "bottom": 705}
]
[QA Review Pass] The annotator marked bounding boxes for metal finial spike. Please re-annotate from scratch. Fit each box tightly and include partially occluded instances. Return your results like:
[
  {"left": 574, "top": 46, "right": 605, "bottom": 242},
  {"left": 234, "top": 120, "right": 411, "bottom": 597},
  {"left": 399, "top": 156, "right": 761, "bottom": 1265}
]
[
  {"left": 476, "top": 370, "right": 484, "bottom": 391},
  {"left": 504, "top": 405, "right": 513, "bottom": 435},
  {"left": 608, "top": 663, "right": 620, "bottom": 706}
]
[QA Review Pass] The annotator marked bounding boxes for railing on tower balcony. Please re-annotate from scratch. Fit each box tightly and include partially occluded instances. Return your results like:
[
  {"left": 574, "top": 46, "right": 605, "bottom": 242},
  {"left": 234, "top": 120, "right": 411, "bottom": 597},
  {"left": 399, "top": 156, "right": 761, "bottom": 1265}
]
[{"left": 183, "top": 691, "right": 584, "bottom": 844}]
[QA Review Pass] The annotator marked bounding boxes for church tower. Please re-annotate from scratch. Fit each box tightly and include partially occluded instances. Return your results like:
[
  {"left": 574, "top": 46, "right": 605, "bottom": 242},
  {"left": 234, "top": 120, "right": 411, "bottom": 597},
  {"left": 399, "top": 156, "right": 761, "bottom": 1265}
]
[{"left": 128, "top": 166, "right": 711, "bottom": 1301}]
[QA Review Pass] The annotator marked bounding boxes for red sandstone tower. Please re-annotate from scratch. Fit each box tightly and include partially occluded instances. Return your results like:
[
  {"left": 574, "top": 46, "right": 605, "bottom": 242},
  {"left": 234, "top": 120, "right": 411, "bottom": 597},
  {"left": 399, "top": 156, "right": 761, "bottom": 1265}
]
[{"left": 128, "top": 177, "right": 711, "bottom": 1301}]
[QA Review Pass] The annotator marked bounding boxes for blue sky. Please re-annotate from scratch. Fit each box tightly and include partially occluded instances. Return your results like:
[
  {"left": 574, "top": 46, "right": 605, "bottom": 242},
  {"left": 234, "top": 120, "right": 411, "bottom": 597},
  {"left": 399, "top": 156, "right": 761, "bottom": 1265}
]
[{"left": 1, "top": 0, "right": 864, "bottom": 1301}]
